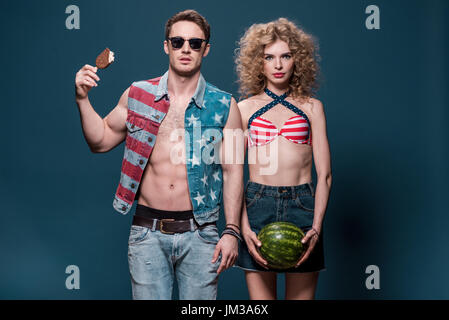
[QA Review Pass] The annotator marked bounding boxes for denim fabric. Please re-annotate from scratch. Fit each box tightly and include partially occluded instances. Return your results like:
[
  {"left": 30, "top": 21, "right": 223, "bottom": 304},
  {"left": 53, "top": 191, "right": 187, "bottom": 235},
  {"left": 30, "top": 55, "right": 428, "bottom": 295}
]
[
  {"left": 127, "top": 223, "right": 222, "bottom": 300},
  {"left": 113, "top": 71, "right": 233, "bottom": 226},
  {"left": 156, "top": 72, "right": 233, "bottom": 225},
  {"left": 235, "top": 181, "right": 325, "bottom": 273}
]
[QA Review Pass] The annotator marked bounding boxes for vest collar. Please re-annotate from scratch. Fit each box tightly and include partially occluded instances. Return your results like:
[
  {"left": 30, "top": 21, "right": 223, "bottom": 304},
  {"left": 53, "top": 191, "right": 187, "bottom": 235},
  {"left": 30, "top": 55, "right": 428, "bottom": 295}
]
[{"left": 155, "top": 70, "right": 206, "bottom": 109}]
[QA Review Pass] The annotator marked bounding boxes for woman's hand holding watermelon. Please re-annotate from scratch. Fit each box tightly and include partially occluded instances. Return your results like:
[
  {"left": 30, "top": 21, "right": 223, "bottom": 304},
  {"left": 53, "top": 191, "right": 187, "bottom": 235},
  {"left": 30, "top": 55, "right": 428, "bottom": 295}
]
[
  {"left": 242, "top": 228, "right": 269, "bottom": 269},
  {"left": 295, "top": 227, "right": 320, "bottom": 268}
]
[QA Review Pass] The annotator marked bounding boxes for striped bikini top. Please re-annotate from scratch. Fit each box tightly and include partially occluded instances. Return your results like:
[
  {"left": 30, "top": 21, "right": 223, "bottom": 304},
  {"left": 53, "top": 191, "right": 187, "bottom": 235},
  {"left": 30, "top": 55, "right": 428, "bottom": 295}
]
[{"left": 247, "top": 88, "right": 312, "bottom": 148}]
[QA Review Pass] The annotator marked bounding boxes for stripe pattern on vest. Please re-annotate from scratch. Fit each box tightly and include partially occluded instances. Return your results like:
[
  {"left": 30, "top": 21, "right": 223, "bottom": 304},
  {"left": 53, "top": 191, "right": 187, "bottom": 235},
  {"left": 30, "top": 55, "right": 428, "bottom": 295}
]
[{"left": 113, "top": 77, "right": 169, "bottom": 214}]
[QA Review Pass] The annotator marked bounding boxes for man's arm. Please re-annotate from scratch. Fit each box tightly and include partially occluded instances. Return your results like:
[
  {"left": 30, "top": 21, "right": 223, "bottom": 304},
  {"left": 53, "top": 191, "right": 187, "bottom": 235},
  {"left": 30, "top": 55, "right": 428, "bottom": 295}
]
[
  {"left": 212, "top": 97, "right": 244, "bottom": 274},
  {"left": 75, "top": 64, "right": 128, "bottom": 153},
  {"left": 220, "top": 97, "right": 244, "bottom": 227},
  {"left": 235, "top": 99, "right": 268, "bottom": 268}
]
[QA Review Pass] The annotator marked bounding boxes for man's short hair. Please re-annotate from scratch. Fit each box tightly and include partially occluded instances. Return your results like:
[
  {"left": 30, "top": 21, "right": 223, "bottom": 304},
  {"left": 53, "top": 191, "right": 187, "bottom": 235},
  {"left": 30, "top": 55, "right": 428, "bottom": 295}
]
[{"left": 165, "top": 9, "right": 211, "bottom": 43}]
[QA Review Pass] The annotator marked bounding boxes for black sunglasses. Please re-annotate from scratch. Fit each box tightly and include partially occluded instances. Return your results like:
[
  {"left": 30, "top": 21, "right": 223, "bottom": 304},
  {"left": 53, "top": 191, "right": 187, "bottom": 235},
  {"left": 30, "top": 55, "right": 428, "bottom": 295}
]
[{"left": 167, "top": 37, "right": 207, "bottom": 50}]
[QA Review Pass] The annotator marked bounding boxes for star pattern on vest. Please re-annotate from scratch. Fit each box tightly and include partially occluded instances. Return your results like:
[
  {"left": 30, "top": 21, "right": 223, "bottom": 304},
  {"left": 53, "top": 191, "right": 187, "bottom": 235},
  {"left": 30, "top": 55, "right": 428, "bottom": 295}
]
[
  {"left": 210, "top": 189, "right": 217, "bottom": 201},
  {"left": 219, "top": 96, "right": 230, "bottom": 106},
  {"left": 212, "top": 171, "right": 221, "bottom": 182},
  {"left": 214, "top": 113, "right": 223, "bottom": 125},
  {"left": 194, "top": 192, "right": 205, "bottom": 205},
  {"left": 201, "top": 173, "right": 208, "bottom": 186},
  {"left": 186, "top": 114, "right": 199, "bottom": 126}
]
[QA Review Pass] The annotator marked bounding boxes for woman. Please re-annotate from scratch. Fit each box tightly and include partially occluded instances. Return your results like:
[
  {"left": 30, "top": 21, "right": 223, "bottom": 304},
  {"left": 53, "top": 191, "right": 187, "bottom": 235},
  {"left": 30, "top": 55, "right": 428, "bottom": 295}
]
[{"left": 234, "top": 18, "right": 332, "bottom": 300}]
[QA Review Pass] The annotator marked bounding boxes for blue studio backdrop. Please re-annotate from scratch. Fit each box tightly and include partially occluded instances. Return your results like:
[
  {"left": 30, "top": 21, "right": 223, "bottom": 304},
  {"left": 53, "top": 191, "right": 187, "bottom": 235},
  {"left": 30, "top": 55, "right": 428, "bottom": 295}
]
[{"left": 0, "top": 0, "right": 448, "bottom": 299}]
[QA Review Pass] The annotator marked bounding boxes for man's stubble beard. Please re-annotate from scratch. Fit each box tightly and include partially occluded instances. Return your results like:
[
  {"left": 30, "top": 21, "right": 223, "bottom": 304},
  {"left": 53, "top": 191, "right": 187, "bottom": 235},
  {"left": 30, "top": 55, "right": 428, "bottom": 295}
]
[
  {"left": 170, "top": 61, "right": 202, "bottom": 78},
  {"left": 169, "top": 50, "right": 204, "bottom": 78}
]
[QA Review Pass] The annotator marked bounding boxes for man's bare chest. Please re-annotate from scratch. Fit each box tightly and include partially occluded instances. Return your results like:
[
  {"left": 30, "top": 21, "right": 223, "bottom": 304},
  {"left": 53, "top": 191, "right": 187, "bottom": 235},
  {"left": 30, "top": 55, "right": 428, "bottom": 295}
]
[{"left": 156, "top": 101, "right": 188, "bottom": 138}]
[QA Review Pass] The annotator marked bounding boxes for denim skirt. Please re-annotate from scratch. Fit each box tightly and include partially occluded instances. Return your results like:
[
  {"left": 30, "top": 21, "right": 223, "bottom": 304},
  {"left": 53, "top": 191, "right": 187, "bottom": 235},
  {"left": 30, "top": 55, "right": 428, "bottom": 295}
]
[{"left": 235, "top": 181, "right": 325, "bottom": 273}]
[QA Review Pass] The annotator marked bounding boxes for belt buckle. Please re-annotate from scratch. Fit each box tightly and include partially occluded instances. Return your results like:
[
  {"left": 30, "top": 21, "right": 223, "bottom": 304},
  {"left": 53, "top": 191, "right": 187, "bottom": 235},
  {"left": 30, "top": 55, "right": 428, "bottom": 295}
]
[{"left": 160, "top": 219, "right": 175, "bottom": 235}]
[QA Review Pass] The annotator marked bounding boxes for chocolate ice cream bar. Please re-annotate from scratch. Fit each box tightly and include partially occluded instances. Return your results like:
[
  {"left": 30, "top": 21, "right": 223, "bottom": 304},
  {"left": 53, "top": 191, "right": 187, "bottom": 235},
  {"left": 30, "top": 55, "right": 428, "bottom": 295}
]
[{"left": 96, "top": 48, "right": 115, "bottom": 69}]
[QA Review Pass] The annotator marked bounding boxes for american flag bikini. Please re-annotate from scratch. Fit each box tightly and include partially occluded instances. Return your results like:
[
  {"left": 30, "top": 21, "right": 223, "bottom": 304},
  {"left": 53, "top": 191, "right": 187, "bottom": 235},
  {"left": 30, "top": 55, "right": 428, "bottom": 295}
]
[{"left": 247, "top": 88, "right": 312, "bottom": 147}]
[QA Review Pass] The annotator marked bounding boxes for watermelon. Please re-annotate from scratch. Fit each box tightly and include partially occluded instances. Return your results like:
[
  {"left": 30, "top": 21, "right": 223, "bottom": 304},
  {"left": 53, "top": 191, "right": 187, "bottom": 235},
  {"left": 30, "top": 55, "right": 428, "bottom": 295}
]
[{"left": 257, "top": 222, "right": 305, "bottom": 270}]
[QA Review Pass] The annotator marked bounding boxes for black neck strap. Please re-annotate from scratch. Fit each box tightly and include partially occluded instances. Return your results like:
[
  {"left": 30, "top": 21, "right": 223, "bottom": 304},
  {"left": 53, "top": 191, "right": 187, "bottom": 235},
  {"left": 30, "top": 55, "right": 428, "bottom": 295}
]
[{"left": 247, "top": 88, "right": 310, "bottom": 128}]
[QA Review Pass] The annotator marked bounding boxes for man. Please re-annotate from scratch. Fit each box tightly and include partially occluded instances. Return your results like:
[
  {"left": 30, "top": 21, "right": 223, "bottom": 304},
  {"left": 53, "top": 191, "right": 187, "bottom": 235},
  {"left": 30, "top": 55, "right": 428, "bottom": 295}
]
[{"left": 74, "top": 10, "right": 243, "bottom": 300}]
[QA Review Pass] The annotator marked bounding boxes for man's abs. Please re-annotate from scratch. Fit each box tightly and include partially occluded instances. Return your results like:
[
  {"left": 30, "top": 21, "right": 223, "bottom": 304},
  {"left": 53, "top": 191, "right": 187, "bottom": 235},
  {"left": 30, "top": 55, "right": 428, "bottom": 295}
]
[
  {"left": 137, "top": 164, "right": 193, "bottom": 211},
  {"left": 136, "top": 110, "right": 193, "bottom": 211}
]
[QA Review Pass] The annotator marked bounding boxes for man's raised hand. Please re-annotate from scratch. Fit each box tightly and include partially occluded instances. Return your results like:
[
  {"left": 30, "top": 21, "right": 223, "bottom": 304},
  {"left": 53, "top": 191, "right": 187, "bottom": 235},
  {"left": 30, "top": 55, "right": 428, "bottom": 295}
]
[{"left": 75, "top": 64, "right": 100, "bottom": 100}]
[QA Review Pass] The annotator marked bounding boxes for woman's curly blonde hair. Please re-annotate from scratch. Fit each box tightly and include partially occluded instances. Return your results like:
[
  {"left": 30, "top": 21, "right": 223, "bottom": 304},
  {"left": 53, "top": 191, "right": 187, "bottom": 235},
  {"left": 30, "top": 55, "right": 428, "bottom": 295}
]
[{"left": 235, "top": 18, "right": 320, "bottom": 101}]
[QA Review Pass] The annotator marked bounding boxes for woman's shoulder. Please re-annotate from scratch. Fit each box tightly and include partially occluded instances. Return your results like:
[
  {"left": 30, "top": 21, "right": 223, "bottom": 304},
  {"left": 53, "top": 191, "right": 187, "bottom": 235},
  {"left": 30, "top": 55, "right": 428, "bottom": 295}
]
[
  {"left": 308, "top": 97, "right": 324, "bottom": 117},
  {"left": 237, "top": 94, "right": 266, "bottom": 117},
  {"left": 237, "top": 95, "right": 262, "bottom": 107},
  {"left": 293, "top": 96, "right": 324, "bottom": 117}
]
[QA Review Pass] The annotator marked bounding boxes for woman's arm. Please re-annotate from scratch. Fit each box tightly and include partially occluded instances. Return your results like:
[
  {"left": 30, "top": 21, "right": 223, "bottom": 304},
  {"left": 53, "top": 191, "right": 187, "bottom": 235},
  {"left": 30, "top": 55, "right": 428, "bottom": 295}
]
[
  {"left": 296, "top": 98, "right": 332, "bottom": 267},
  {"left": 309, "top": 98, "right": 332, "bottom": 234}
]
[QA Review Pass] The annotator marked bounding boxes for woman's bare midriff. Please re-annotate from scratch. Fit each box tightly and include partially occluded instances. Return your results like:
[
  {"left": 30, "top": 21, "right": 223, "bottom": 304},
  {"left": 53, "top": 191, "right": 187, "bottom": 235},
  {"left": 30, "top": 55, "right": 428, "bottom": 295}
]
[{"left": 247, "top": 137, "right": 313, "bottom": 186}]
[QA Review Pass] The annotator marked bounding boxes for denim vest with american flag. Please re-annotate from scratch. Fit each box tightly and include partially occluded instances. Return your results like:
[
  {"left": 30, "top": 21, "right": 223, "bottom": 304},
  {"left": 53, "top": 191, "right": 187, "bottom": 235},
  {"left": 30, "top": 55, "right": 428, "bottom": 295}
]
[{"left": 113, "top": 71, "right": 232, "bottom": 225}]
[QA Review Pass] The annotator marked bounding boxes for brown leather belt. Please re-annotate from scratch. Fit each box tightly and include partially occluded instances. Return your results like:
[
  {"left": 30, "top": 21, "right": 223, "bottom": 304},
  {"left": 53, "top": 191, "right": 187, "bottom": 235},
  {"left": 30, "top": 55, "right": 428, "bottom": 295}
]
[{"left": 132, "top": 215, "right": 216, "bottom": 235}]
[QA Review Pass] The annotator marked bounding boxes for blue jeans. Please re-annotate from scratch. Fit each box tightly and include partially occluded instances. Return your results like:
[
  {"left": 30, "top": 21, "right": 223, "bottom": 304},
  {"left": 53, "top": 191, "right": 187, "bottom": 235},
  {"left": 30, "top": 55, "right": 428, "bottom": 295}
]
[{"left": 127, "top": 223, "right": 221, "bottom": 300}]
